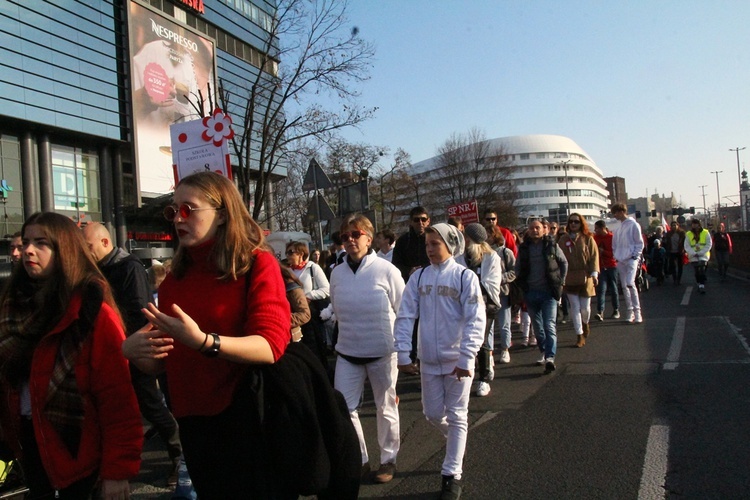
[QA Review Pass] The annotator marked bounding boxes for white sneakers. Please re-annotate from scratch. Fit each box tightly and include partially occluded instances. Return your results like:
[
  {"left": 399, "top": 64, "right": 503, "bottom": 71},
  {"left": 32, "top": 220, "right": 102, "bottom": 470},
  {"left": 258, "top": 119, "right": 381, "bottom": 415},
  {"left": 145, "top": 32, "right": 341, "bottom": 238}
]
[
  {"left": 544, "top": 357, "right": 556, "bottom": 374},
  {"left": 476, "top": 381, "right": 491, "bottom": 397},
  {"left": 499, "top": 350, "right": 511, "bottom": 364},
  {"left": 628, "top": 309, "right": 643, "bottom": 323},
  {"left": 536, "top": 353, "right": 546, "bottom": 365}
]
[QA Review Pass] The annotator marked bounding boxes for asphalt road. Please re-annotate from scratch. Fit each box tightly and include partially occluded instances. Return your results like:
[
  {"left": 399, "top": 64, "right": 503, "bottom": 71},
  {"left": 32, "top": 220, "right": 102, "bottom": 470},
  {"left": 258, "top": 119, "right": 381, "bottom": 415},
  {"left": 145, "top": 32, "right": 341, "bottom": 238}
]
[{"left": 132, "top": 268, "right": 750, "bottom": 499}]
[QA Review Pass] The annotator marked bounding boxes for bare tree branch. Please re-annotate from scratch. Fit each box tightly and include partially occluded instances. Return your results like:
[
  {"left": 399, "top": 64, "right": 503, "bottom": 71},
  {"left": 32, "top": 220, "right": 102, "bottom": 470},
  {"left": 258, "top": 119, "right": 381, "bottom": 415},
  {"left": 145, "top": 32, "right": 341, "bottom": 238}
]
[{"left": 217, "top": 0, "right": 376, "bottom": 225}]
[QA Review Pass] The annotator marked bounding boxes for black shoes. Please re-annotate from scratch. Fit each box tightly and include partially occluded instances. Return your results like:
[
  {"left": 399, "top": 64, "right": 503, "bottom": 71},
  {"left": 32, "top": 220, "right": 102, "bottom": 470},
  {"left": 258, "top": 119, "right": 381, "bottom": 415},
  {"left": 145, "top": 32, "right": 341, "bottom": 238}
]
[{"left": 440, "top": 475, "right": 462, "bottom": 500}]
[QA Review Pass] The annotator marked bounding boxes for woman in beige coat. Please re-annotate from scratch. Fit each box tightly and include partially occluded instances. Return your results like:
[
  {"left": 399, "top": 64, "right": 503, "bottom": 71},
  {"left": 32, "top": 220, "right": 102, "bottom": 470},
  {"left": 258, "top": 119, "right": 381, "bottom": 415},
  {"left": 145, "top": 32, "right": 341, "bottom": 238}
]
[{"left": 557, "top": 214, "right": 599, "bottom": 347}]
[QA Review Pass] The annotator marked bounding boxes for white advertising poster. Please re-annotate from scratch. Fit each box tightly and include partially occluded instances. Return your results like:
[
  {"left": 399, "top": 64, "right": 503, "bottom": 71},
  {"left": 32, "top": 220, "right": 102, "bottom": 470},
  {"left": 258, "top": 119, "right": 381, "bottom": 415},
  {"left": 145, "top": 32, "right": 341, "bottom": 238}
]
[
  {"left": 170, "top": 109, "right": 234, "bottom": 183},
  {"left": 128, "top": 0, "right": 216, "bottom": 195}
]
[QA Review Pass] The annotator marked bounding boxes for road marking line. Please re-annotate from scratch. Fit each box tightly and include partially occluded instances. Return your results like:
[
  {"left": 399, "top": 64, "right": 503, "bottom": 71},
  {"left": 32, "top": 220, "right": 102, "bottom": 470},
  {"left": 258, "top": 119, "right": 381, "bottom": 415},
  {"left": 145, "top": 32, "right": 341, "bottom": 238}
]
[
  {"left": 724, "top": 316, "right": 750, "bottom": 357},
  {"left": 680, "top": 287, "right": 692, "bottom": 305},
  {"left": 470, "top": 411, "right": 499, "bottom": 430},
  {"left": 664, "top": 316, "right": 686, "bottom": 371},
  {"left": 638, "top": 419, "right": 670, "bottom": 500}
]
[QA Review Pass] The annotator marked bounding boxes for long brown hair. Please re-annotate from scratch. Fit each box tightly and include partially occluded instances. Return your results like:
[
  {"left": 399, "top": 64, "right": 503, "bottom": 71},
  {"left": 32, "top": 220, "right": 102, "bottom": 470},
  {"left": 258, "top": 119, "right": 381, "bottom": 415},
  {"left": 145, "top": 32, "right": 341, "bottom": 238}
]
[
  {"left": 170, "top": 172, "right": 268, "bottom": 281},
  {"left": 566, "top": 212, "right": 592, "bottom": 237},
  {"left": 0, "top": 212, "right": 120, "bottom": 331}
]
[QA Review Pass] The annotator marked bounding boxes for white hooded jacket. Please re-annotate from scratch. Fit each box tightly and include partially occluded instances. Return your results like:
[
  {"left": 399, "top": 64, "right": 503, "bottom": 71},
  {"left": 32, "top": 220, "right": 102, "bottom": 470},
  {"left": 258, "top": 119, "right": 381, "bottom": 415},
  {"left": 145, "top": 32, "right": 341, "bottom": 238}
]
[{"left": 394, "top": 257, "right": 486, "bottom": 375}]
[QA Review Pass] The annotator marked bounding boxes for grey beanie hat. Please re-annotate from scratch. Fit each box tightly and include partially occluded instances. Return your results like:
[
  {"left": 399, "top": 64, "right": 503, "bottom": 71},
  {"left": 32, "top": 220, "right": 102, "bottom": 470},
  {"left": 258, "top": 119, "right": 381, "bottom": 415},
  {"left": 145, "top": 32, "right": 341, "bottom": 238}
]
[
  {"left": 464, "top": 223, "right": 488, "bottom": 244},
  {"left": 430, "top": 223, "right": 465, "bottom": 257}
]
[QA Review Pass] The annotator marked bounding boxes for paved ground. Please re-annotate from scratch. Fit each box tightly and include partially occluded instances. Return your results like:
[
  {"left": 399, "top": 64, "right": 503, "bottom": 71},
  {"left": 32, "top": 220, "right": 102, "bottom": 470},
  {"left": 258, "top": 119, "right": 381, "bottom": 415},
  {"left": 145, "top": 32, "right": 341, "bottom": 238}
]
[{"left": 130, "top": 266, "right": 750, "bottom": 499}]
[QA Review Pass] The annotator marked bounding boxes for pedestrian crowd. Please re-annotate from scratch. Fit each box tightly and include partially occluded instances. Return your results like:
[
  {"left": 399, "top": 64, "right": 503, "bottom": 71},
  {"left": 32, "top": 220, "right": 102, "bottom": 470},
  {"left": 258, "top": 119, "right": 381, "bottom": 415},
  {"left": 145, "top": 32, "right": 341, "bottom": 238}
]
[{"left": 0, "top": 172, "right": 728, "bottom": 499}]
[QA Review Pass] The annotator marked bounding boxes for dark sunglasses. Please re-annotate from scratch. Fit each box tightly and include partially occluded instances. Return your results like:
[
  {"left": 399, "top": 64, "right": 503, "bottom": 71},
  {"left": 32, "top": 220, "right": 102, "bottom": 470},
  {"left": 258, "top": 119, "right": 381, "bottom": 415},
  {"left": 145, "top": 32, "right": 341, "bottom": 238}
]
[
  {"left": 285, "top": 249, "right": 297, "bottom": 256},
  {"left": 568, "top": 219, "right": 581, "bottom": 224},
  {"left": 164, "top": 203, "right": 220, "bottom": 222},
  {"left": 485, "top": 217, "right": 497, "bottom": 222},
  {"left": 341, "top": 230, "right": 368, "bottom": 241},
  {"left": 412, "top": 216, "right": 429, "bottom": 223}
]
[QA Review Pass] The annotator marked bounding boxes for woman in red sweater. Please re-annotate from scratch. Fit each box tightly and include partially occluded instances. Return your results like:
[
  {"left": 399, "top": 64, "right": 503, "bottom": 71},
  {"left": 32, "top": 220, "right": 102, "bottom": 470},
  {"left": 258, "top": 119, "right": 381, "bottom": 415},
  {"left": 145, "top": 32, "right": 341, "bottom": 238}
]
[
  {"left": 123, "top": 172, "right": 291, "bottom": 498},
  {"left": 0, "top": 212, "right": 142, "bottom": 499}
]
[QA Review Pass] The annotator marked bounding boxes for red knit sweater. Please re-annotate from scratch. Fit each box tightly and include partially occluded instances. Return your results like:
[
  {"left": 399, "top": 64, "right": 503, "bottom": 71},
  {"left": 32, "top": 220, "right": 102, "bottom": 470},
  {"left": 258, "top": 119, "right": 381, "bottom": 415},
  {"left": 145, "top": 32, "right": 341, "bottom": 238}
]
[{"left": 160, "top": 242, "right": 291, "bottom": 418}]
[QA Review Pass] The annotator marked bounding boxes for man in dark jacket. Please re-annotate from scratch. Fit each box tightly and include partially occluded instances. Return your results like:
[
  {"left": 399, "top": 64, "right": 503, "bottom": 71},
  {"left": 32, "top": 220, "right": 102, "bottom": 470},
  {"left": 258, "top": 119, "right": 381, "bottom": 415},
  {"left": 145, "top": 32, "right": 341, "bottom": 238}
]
[
  {"left": 515, "top": 218, "right": 567, "bottom": 374},
  {"left": 83, "top": 222, "right": 182, "bottom": 485},
  {"left": 392, "top": 206, "right": 430, "bottom": 283},
  {"left": 391, "top": 207, "right": 431, "bottom": 364}
]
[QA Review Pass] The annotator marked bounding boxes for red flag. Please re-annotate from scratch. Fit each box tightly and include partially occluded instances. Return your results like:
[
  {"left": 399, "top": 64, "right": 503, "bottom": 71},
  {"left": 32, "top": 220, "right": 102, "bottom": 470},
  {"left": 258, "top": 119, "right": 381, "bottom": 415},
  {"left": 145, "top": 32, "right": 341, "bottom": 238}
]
[{"left": 662, "top": 214, "right": 669, "bottom": 232}]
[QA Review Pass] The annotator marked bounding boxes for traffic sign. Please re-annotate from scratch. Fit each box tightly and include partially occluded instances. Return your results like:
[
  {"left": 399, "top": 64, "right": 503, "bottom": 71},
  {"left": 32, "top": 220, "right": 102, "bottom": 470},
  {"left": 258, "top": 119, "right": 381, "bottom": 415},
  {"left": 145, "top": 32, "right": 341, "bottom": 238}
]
[{"left": 302, "top": 158, "right": 333, "bottom": 191}]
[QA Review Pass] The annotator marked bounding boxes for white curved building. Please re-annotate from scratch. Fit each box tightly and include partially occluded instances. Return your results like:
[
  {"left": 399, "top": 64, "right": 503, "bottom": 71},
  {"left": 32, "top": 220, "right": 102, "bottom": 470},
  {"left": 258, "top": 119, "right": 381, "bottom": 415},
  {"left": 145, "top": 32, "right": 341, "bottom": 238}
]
[{"left": 411, "top": 134, "right": 610, "bottom": 224}]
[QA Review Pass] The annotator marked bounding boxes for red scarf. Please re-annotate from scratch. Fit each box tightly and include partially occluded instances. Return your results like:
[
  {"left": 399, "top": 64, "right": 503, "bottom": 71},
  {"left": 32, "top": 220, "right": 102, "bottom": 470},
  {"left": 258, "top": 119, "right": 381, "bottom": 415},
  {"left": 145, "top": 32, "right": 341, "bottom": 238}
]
[{"left": 290, "top": 260, "right": 307, "bottom": 271}]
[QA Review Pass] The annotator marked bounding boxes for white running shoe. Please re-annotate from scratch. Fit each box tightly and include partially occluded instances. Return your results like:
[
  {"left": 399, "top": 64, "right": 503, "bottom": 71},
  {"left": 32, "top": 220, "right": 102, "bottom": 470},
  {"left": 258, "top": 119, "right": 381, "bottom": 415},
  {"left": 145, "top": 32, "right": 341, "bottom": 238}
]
[
  {"left": 536, "top": 353, "right": 546, "bottom": 365},
  {"left": 476, "top": 381, "right": 491, "bottom": 397},
  {"left": 634, "top": 310, "right": 643, "bottom": 323},
  {"left": 544, "top": 357, "right": 556, "bottom": 374},
  {"left": 626, "top": 310, "right": 635, "bottom": 323},
  {"left": 499, "top": 350, "right": 511, "bottom": 364}
]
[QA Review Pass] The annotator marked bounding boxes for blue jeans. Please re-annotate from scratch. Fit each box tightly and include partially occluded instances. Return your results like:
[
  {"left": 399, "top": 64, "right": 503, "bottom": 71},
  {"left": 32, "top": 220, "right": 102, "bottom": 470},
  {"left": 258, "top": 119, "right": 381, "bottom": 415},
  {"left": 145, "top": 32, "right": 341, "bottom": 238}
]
[
  {"left": 596, "top": 267, "right": 619, "bottom": 314},
  {"left": 524, "top": 289, "right": 558, "bottom": 360},
  {"left": 492, "top": 295, "right": 512, "bottom": 350}
]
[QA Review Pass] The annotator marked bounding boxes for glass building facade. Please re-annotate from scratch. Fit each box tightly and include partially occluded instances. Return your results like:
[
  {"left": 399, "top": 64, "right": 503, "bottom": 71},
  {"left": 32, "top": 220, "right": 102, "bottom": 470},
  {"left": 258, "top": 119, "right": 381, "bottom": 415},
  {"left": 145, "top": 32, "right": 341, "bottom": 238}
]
[{"left": 0, "top": 0, "right": 281, "bottom": 250}]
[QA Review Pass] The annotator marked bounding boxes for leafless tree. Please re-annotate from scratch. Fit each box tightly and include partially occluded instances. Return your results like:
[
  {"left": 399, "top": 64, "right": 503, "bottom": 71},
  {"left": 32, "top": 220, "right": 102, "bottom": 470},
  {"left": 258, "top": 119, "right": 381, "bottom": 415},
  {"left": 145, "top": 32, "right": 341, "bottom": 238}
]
[
  {"left": 371, "top": 148, "right": 412, "bottom": 229},
  {"left": 218, "top": 0, "right": 376, "bottom": 224},
  {"left": 420, "top": 127, "right": 519, "bottom": 225}
]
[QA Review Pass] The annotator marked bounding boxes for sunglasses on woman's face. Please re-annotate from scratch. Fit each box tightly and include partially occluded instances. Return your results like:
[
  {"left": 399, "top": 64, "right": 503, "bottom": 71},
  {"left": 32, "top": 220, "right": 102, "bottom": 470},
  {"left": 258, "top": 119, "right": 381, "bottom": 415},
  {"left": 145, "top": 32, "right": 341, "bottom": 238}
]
[
  {"left": 163, "top": 204, "right": 220, "bottom": 222},
  {"left": 568, "top": 219, "right": 581, "bottom": 224},
  {"left": 285, "top": 249, "right": 297, "bottom": 256},
  {"left": 340, "top": 230, "right": 367, "bottom": 241}
]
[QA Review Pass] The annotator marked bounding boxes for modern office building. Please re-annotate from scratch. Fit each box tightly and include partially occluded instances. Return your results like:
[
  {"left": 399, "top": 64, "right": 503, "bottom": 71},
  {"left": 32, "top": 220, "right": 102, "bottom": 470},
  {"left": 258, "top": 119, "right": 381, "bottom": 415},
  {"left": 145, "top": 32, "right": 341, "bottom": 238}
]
[
  {"left": 410, "top": 134, "right": 610, "bottom": 226},
  {"left": 0, "top": 0, "right": 281, "bottom": 248}
]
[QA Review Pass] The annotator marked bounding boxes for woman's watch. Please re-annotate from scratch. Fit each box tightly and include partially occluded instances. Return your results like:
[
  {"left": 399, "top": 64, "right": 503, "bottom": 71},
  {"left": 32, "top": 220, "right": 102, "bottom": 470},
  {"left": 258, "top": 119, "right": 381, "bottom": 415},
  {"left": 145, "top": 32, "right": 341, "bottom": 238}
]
[{"left": 202, "top": 333, "right": 221, "bottom": 358}]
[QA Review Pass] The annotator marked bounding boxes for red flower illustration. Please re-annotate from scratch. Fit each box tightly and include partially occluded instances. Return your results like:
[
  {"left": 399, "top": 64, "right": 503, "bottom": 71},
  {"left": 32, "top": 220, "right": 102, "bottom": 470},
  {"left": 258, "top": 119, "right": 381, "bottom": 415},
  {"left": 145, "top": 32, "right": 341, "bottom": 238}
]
[{"left": 202, "top": 109, "right": 234, "bottom": 147}]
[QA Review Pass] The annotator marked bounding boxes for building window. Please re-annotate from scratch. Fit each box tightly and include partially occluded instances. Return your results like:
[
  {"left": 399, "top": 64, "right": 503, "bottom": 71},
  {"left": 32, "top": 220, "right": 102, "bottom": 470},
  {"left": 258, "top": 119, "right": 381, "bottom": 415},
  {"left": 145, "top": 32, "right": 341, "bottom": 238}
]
[
  {"left": 519, "top": 153, "right": 529, "bottom": 160},
  {"left": 536, "top": 153, "right": 547, "bottom": 159},
  {"left": 52, "top": 146, "right": 101, "bottom": 221}
]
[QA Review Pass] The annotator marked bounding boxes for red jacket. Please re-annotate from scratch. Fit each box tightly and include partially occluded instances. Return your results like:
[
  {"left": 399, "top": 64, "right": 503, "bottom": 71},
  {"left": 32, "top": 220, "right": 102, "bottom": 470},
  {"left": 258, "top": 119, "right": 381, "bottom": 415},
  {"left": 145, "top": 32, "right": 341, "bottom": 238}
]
[
  {"left": 0, "top": 294, "right": 143, "bottom": 489},
  {"left": 161, "top": 246, "right": 291, "bottom": 419},
  {"left": 594, "top": 231, "right": 616, "bottom": 269},
  {"left": 496, "top": 225, "right": 518, "bottom": 257}
]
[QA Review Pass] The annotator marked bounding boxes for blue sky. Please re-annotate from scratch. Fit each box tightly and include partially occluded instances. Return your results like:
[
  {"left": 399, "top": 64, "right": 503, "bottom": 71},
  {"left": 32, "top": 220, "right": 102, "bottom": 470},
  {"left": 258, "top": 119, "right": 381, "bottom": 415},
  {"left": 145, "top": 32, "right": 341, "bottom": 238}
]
[{"left": 335, "top": 0, "right": 750, "bottom": 211}]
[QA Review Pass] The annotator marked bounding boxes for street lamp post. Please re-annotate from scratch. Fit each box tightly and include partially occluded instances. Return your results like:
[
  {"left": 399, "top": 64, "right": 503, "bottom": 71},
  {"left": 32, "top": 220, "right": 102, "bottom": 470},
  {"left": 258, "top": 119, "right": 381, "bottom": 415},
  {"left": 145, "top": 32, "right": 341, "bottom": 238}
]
[
  {"left": 730, "top": 147, "right": 746, "bottom": 229},
  {"left": 711, "top": 170, "right": 723, "bottom": 225},
  {"left": 558, "top": 159, "right": 572, "bottom": 217}
]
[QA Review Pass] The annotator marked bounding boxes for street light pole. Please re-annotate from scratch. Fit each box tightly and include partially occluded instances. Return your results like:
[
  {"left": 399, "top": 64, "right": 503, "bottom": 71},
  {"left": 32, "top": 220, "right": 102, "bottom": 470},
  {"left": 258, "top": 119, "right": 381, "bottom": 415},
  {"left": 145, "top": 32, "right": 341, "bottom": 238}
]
[
  {"left": 729, "top": 147, "right": 746, "bottom": 230},
  {"left": 557, "top": 159, "right": 572, "bottom": 217},
  {"left": 711, "top": 170, "right": 723, "bottom": 225},
  {"left": 699, "top": 185, "right": 709, "bottom": 225}
]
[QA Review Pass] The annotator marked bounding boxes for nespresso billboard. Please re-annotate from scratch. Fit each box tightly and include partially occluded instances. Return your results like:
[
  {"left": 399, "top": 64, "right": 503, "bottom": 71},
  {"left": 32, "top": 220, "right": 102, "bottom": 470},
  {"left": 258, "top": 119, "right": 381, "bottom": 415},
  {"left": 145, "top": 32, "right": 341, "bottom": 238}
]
[{"left": 128, "top": 1, "right": 216, "bottom": 195}]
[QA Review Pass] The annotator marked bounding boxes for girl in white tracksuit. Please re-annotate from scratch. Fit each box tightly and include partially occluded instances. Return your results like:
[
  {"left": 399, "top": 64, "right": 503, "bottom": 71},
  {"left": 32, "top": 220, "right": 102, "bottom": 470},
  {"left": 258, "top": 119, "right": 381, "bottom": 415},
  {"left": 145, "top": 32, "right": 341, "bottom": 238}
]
[{"left": 394, "top": 224, "right": 485, "bottom": 496}]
